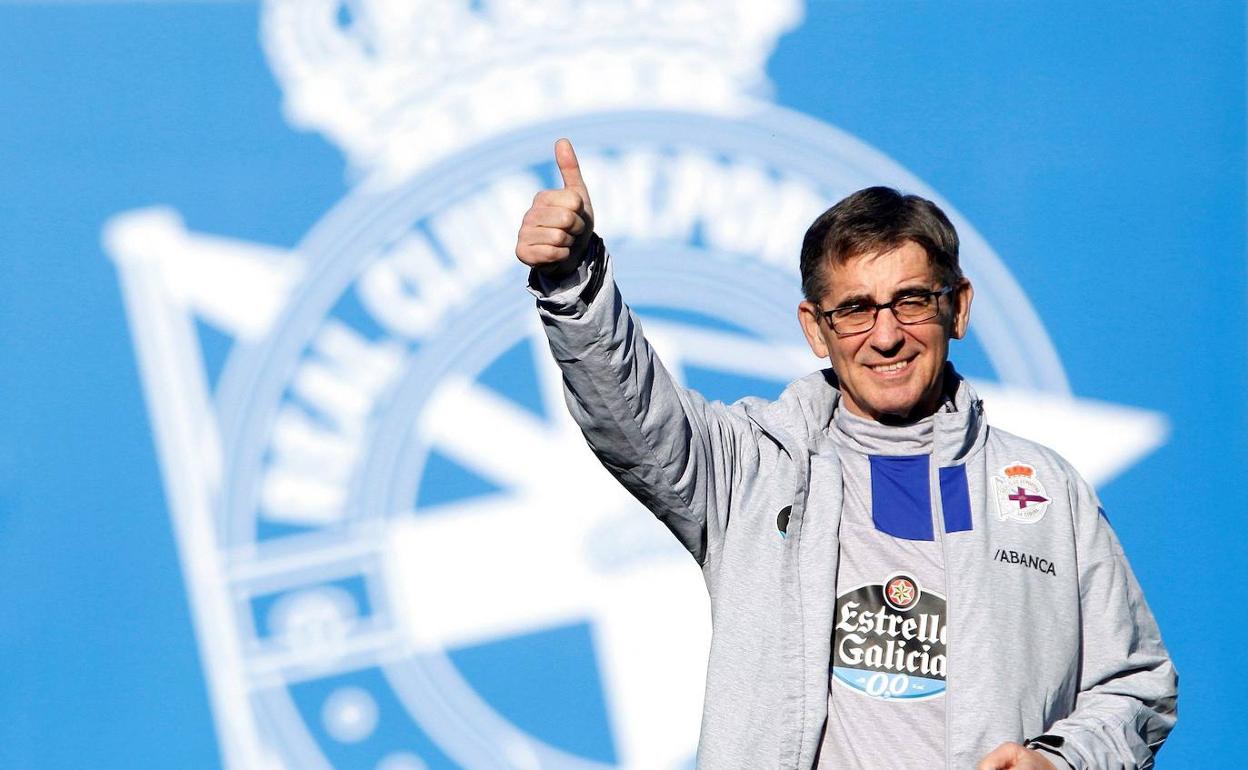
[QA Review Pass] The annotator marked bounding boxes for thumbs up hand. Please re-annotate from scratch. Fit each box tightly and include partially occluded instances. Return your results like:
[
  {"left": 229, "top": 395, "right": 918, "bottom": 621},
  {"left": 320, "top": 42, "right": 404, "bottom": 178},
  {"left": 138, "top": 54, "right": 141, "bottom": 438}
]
[{"left": 516, "top": 138, "right": 596, "bottom": 277}]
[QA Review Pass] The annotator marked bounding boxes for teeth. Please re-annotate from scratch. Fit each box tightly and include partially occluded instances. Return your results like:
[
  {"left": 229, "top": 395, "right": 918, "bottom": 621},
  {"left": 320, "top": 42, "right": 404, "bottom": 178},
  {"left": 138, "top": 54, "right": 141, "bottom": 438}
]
[{"left": 871, "top": 360, "right": 910, "bottom": 373}]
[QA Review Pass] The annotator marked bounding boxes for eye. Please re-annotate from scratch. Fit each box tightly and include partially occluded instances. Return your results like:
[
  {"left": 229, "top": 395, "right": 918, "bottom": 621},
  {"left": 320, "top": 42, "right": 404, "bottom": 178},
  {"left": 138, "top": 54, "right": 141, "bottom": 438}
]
[
  {"left": 832, "top": 304, "right": 873, "bottom": 319},
  {"left": 893, "top": 294, "right": 931, "bottom": 311}
]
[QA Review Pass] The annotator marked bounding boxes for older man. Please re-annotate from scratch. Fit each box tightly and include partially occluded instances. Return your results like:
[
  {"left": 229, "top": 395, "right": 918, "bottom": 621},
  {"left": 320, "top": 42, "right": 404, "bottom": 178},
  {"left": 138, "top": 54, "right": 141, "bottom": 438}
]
[{"left": 516, "top": 138, "right": 1177, "bottom": 769}]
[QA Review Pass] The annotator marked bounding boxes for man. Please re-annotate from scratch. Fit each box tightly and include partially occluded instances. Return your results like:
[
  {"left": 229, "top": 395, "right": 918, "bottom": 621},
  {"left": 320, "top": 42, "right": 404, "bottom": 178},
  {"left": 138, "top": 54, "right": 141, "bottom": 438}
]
[{"left": 515, "top": 138, "right": 1177, "bottom": 769}]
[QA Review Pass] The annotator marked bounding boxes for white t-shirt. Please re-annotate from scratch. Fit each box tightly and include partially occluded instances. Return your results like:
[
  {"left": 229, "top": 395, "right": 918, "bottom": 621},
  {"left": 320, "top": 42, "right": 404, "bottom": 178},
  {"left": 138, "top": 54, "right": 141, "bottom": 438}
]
[{"left": 816, "top": 406, "right": 950, "bottom": 769}]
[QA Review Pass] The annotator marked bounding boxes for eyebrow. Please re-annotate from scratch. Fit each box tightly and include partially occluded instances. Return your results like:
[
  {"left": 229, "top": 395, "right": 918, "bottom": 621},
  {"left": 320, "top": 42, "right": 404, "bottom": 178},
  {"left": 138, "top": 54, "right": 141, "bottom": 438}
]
[{"left": 832, "top": 283, "right": 934, "bottom": 308}]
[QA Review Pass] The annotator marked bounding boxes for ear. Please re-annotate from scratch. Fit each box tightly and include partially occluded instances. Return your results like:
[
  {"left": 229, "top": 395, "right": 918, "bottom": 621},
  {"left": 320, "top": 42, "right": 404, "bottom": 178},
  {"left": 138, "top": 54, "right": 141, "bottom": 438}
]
[
  {"left": 951, "top": 278, "right": 973, "bottom": 340},
  {"left": 798, "top": 300, "right": 831, "bottom": 358}
]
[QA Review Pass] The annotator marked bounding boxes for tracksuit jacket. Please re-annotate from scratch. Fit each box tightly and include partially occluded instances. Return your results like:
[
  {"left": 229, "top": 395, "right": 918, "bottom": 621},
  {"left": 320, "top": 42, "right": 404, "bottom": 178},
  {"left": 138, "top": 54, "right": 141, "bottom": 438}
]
[{"left": 528, "top": 235, "right": 1177, "bottom": 769}]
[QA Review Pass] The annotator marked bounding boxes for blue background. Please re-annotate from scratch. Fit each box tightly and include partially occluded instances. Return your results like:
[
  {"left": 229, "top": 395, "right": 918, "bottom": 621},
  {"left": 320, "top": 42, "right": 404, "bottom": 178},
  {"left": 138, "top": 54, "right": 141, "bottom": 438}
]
[{"left": 1, "top": 1, "right": 1242, "bottom": 766}]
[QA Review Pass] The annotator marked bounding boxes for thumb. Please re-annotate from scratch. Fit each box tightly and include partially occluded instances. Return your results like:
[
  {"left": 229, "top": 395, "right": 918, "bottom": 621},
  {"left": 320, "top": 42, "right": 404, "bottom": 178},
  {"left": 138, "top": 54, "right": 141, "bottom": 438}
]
[{"left": 555, "top": 137, "right": 588, "bottom": 196}]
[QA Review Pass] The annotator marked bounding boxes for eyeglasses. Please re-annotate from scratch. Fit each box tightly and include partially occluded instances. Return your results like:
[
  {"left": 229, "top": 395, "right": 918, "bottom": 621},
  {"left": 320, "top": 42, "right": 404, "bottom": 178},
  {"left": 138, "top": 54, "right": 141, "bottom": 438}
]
[{"left": 817, "top": 286, "right": 955, "bottom": 334}]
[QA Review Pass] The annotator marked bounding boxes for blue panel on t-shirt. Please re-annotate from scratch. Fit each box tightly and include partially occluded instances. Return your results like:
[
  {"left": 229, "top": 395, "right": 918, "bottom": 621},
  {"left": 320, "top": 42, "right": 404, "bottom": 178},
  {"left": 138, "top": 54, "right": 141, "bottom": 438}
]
[
  {"left": 939, "top": 464, "right": 974, "bottom": 533},
  {"left": 868, "top": 455, "right": 933, "bottom": 541}
]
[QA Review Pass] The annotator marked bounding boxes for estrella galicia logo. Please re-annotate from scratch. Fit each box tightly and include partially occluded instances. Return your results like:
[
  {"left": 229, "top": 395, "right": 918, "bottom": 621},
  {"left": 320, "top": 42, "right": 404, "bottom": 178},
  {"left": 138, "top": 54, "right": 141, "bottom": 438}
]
[{"left": 832, "top": 573, "right": 947, "bottom": 701}]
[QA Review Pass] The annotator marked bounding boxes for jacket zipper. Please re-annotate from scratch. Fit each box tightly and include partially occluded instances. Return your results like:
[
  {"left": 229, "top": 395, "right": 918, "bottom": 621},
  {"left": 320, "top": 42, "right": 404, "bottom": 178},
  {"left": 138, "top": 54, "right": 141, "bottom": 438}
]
[{"left": 932, "top": 454, "right": 953, "bottom": 770}]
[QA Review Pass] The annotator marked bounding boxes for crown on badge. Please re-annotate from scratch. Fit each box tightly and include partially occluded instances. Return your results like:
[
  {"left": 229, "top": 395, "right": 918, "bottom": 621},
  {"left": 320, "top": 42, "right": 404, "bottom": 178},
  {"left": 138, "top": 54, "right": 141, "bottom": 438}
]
[
  {"left": 261, "top": 0, "right": 802, "bottom": 178},
  {"left": 1003, "top": 464, "right": 1035, "bottom": 478}
]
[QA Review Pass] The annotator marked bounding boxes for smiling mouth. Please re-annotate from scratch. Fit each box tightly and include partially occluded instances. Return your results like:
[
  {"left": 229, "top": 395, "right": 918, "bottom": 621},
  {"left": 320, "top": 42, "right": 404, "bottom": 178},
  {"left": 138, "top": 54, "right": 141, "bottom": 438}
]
[{"left": 869, "top": 359, "right": 913, "bottom": 374}]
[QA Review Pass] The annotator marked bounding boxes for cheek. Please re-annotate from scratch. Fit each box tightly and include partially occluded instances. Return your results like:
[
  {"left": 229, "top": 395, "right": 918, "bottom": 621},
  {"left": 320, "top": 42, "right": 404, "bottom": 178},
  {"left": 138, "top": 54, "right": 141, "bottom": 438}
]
[
  {"left": 828, "top": 338, "right": 858, "bottom": 366},
  {"left": 919, "top": 327, "right": 950, "bottom": 354}
]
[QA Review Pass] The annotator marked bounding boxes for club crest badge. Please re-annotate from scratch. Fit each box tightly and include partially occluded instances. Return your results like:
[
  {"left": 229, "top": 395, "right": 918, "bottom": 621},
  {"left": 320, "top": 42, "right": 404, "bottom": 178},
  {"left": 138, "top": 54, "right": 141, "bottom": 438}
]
[{"left": 992, "top": 463, "right": 1051, "bottom": 523}]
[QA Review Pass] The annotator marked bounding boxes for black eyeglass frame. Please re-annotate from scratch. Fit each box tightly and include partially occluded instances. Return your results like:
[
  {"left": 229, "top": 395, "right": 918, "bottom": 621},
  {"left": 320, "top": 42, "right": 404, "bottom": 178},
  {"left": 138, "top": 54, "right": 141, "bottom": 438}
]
[{"left": 816, "top": 285, "right": 957, "bottom": 335}]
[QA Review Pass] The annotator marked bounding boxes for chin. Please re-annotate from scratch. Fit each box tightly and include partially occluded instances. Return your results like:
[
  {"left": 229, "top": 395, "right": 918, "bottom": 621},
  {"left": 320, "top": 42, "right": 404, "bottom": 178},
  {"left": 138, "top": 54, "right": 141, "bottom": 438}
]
[
  {"left": 869, "top": 388, "right": 920, "bottom": 411},
  {"left": 862, "top": 392, "right": 928, "bottom": 421}
]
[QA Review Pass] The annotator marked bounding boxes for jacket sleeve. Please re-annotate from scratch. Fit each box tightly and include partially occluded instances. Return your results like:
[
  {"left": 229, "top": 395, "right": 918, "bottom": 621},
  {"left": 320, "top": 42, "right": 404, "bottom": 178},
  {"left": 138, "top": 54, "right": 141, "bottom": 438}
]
[
  {"left": 1033, "top": 471, "right": 1178, "bottom": 769},
  {"left": 526, "top": 235, "right": 752, "bottom": 565}
]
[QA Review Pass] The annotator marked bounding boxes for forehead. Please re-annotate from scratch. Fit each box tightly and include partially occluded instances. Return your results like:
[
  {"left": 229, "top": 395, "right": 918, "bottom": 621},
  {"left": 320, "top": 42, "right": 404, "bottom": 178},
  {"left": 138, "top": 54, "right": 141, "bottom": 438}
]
[{"left": 823, "top": 240, "right": 937, "bottom": 301}]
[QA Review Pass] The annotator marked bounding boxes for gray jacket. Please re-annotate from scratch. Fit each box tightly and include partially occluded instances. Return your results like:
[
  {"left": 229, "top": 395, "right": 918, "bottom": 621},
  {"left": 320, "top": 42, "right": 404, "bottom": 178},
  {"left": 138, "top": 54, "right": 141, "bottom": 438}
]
[{"left": 528, "top": 237, "right": 1177, "bottom": 769}]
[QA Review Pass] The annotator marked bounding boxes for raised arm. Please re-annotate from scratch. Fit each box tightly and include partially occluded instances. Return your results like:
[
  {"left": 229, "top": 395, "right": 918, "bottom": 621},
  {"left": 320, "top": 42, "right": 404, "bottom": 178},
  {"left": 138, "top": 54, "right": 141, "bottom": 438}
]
[{"left": 515, "top": 139, "right": 754, "bottom": 565}]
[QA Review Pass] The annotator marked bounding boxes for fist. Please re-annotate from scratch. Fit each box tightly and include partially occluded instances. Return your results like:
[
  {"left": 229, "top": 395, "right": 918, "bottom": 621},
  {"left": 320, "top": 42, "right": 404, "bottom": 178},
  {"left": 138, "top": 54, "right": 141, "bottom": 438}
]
[
  {"left": 515, "top": 137, "right": 595, "bottom": 278},
  {"left": 977, "top": 742, "right": 1061, "bottom": 770}
]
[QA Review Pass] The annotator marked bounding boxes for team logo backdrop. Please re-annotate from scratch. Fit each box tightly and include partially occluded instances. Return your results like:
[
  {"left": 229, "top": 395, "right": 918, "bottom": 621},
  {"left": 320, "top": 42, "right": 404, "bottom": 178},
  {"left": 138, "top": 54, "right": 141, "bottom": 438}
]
[{"left": 1, "top": 1, "right": 1241, "bottom": 767}]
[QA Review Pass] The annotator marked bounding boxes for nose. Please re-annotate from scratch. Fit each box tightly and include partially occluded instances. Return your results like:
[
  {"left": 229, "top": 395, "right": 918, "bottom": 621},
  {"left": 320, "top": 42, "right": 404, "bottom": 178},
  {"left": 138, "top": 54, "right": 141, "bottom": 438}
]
[{"left": 868, "top": 306, "right": 906, "bottom": 355}]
